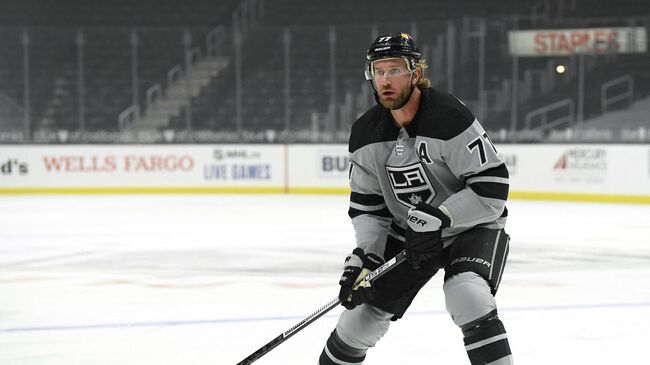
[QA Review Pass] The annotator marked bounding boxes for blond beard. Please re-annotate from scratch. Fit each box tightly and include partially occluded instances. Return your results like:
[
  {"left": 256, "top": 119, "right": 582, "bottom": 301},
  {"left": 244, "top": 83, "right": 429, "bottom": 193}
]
[{"left": 379, "top": 83, "right": 414, "bottom": 110}]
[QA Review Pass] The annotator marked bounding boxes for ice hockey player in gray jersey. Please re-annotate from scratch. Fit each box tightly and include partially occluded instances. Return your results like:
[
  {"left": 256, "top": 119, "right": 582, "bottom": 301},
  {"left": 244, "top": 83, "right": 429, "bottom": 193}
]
[{"left": 318, "top": 33, "right": 513, "bottom": 364}]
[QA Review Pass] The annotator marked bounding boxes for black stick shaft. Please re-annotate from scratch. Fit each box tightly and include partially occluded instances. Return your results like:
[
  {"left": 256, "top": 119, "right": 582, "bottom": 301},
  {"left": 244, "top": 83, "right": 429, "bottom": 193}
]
[{"left": 236, "top": 250, "right": 406, "bottom": 365}]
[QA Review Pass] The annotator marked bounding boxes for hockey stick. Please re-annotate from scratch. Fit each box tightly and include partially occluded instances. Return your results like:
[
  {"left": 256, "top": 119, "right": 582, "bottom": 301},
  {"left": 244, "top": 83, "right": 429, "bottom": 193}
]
[{"left": 236, "top": 250, "right": 407, "bottom": 365}]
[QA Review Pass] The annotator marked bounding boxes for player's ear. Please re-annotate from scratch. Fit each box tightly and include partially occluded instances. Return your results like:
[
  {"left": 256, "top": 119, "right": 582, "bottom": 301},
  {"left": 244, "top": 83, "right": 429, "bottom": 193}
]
[{"left": 412, "top": 68, "right": 420, "bottom": 85}]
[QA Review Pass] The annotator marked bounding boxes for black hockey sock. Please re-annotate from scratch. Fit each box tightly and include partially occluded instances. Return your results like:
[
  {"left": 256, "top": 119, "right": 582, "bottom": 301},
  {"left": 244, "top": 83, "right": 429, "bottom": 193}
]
[
  {"left": 319, "top": 330, "right": 367, "bottom": 365},
  {"left": 461, "top": 310, "right": 512, "bottom": 365}
]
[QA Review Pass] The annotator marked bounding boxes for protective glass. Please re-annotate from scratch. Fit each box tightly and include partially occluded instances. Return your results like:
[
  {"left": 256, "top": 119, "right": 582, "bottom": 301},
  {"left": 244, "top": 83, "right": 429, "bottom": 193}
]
[{"left": 365, "top": 57, "right": 414, "bottom": 81}]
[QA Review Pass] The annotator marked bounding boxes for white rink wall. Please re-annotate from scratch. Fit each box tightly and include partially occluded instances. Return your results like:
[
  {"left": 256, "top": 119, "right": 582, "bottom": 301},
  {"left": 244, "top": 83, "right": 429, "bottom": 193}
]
[{"left": 1, "top": 144, "right": 649, "bottom": 203}]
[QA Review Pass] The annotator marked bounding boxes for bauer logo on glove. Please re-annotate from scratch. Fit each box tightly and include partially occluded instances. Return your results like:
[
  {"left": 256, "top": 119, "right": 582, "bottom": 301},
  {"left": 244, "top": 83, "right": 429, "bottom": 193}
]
[
  {"left": 407, "top": 203, "right": 450, "bottom": 232},
  {"left": 404, "top": 203, "right": 452, "bottom": 269}
]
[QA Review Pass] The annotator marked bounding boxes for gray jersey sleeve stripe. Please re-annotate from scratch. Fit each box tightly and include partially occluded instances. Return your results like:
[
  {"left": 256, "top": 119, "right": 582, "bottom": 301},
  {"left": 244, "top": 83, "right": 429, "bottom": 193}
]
[
  {"left": 464, "top": 163, "right": 509, "bottom": 181},
  {"left": 349, "top": 201, "right": 387, "bottom": 212},
  {"left": 466, "top": 176, "right": 509, "bottom": 185}
]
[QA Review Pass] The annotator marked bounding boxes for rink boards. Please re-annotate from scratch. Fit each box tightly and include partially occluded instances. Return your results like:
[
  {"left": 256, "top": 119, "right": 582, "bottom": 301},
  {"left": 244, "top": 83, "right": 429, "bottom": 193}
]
[{"left": 0, "top": 143, "right": 649, "bottom": 203}]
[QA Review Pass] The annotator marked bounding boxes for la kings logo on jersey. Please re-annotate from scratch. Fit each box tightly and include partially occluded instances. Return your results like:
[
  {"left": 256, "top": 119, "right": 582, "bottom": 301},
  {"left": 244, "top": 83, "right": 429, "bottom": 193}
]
[{"left": 385, "top": 163, "right": 436, "bottom": 208}]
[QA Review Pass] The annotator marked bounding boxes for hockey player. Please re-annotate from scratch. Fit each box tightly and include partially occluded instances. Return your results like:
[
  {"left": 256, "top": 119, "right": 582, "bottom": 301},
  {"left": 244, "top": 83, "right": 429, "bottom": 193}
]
[{"left": 318, "top": 33, "right": 513, "bottom": 364}]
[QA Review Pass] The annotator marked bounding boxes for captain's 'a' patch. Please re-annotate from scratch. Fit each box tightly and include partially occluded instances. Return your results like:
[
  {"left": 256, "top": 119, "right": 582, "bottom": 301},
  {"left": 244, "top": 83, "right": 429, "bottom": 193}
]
[{"left": 385, "top": 163, "right": 437, "bottom": 208}]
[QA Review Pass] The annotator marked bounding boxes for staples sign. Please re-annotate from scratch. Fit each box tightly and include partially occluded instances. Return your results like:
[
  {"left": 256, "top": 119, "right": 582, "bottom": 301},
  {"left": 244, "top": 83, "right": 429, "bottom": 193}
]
[{"left": 508, "top": 27, "right": 647, "bottom": 56}]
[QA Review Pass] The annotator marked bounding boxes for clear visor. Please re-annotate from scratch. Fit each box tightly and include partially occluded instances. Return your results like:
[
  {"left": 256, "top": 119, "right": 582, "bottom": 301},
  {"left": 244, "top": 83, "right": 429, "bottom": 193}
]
[{"left": 364, "top": 57, "right": 415, "bottom": 81}]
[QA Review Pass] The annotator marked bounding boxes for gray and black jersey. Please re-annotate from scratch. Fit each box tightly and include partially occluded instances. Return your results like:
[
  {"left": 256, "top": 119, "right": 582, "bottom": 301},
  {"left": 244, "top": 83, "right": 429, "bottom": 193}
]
[{"left": 348, "top": 87, "right": 509, "bottom": 258}]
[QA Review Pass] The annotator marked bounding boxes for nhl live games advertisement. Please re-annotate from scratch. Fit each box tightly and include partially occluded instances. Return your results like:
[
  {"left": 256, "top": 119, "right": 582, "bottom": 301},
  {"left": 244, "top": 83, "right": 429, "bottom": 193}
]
[
  {"left": 0, "top": 145, "right": 284, "bottom": 191},
  {"left": 203, "top": 146, "right": 282, "bottom": 185}
]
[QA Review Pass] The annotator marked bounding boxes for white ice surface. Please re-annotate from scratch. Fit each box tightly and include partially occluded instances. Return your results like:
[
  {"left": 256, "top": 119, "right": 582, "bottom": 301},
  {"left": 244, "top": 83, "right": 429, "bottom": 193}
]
[{"left": 1, "top": 195, "right": 649, "bottom": 364}]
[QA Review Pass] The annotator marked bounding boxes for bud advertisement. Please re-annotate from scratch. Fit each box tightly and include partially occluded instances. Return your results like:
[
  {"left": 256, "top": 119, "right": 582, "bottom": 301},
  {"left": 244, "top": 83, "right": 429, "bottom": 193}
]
[{"left": 287, "top": 144, "right": 349, "bottom": 191}]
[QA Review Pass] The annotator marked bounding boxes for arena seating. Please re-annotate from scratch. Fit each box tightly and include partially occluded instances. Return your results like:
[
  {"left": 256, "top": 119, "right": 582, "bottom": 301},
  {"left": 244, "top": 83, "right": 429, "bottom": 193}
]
[{"left": 0, "top": 0, "right": 647, "bottom": 140}]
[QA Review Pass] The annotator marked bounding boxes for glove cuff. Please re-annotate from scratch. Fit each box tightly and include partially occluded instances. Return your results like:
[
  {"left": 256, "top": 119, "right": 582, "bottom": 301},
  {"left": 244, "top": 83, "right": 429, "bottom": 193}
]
[
  {"left": 363, "top": 253, "right": 385, "bottom": 271},
  {"left": 414, "top": 202, "right": 451, "bottom": 229}
]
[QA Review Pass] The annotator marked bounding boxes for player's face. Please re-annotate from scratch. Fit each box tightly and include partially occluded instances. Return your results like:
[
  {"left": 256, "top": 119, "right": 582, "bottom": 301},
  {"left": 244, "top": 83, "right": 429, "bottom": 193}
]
[{"left": 371, "top": 58, "right": 415, "bottom": 110}]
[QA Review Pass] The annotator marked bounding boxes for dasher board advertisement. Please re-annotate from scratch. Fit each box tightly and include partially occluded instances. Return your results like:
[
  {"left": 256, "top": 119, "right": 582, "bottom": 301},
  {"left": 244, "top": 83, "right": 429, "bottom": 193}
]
[
  {"left": 0, "top": 145, "right": 285, "bottom": 192},
  {"left": 508, "top": 27, "right": 647, "bottom": 56}
]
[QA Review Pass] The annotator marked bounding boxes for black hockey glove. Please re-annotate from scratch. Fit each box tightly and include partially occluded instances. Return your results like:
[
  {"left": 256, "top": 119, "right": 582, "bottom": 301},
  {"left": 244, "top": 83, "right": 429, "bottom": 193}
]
[
  {"left": 405, "top": 202, "right": 452, "bottom": 270},
  {"left": 338, "top": 248, "right": 385, "bottom": 310}
]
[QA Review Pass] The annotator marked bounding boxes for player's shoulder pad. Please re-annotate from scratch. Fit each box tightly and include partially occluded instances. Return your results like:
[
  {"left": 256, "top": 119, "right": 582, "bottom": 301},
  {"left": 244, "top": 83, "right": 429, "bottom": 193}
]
[
  {"left": 349, "top": 104, "right": 400, "bottom": 153},
  {"left": 416, "top": 88, "right": 476, "bottom": 141}
]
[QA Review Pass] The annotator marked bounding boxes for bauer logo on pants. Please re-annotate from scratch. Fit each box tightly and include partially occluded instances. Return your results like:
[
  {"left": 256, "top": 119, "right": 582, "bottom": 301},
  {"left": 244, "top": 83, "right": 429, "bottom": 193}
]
[{"left": 385, "top": 163, "right": 436, "bottom": 208}]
